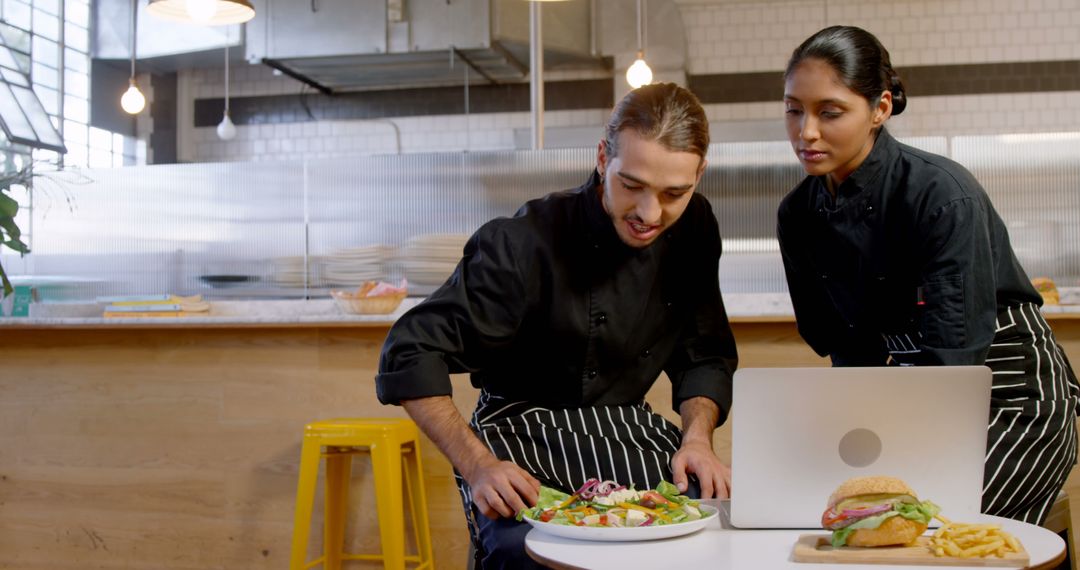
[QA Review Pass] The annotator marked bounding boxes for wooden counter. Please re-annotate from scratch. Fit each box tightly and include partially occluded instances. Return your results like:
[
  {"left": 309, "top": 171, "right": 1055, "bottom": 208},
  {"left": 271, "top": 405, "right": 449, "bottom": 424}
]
[{"left": 1, "top": 318, "right": 1078, "bottom": 569}]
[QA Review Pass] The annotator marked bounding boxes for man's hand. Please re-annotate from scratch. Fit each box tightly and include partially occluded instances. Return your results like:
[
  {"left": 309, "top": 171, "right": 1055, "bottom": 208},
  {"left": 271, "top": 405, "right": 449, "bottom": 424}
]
[
  {"left": 671, "top": 439, "right": 731, "bottom": 499},
  {"left": 463, "top": 455, "right": 541, "bottom": 519},
  {"left": 674, "top": 396, "right": 731, "bottom": 499},
  {"left": 401, "top": 396, "right": 541, "bottom": 519}
]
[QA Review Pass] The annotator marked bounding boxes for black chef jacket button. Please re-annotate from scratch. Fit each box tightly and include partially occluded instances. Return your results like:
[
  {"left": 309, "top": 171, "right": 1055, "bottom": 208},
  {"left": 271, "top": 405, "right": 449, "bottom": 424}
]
[
  {"left": 640, "top": 349, "right": 651, "bottom": 358},
  {"left": 665, "top": 301, "right": 673, "bottom": 308},
  {"left": 597, "top": 313, "right": 607, "bottom": 324},
  {"left": 820, "top": 274, "right": 828, "bottom": 280},
  {"left": 587, "top": 369, "right": 598, "bottom": 379}
]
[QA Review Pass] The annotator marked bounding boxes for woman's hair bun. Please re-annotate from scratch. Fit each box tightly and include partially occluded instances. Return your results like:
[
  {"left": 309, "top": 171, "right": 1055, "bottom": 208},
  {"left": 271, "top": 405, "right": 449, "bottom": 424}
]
[{"left": 889, "top": 73, "right": 907, "bottom": 116}]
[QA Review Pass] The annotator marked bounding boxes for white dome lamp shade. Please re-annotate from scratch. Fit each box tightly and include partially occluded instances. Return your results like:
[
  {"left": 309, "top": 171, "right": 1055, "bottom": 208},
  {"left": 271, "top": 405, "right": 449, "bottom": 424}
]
[
  {"left": 217, "top": 112, "right": 236, "bottom": 140},
  {"left": 185, "top": 0, "right": 218, "bottom": 22},
  {"left": 121, "top": 0, "right": 145, "bottom": 115},
  {"left": 626, "top": 0, "right": 653, "bottom": 89},
  {"left": 147, "top": 0, "right": 255, "bottom": 25}
]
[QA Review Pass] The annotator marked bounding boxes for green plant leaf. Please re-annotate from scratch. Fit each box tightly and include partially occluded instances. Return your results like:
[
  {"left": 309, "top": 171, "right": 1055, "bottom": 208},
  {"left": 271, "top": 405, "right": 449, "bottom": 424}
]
[
  {"left": 0, "top": 191, "right": 17, "bottom": 218},
  {"left": 0, "top": 215, "right": 22, "bottom": 241},
  {"left": 2, "top": 238, "right": 29, "bottom": 254},
  {"left": 0, "top": 262, "right": 11, "bottom": 299}
]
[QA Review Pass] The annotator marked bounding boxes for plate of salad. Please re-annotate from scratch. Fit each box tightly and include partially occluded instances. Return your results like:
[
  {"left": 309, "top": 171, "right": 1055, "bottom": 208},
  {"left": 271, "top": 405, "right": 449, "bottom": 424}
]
[{"left": 517, "top": 479, "right": 718, "bottom": 542}]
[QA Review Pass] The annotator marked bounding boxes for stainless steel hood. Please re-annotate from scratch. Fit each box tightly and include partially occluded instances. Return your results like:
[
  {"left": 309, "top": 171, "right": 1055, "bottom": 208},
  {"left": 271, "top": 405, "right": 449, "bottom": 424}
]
[
  {"left": 258, "top": 50, "right": 525, "bottom": 92},
  {"left": 243, "top": 0, "right": 610, "bottom": 92},
  {"left": 92, "top": 0, "right": 691, "bottom": 94}
]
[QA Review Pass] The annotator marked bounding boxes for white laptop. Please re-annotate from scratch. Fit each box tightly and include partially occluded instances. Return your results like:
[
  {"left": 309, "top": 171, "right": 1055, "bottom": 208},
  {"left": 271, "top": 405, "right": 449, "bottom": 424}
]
[{"left": 729, "top": 366, "right": 991, "bottom": 529}]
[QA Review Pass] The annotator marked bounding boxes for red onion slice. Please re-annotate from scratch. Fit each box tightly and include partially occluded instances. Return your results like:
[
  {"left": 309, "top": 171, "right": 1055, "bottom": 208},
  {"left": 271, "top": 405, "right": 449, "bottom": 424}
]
[
  {"left": 840, "top": 503, "right": 893, "bottom": 518},
  {"left": 576, "top": 478, "right": 600, "bottom": 499}
]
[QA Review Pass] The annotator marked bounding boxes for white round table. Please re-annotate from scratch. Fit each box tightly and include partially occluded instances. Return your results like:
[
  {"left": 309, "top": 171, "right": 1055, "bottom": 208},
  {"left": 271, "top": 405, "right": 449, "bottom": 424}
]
[{"left": 525, "top": 500, "right": 1066, "bottom": 570}]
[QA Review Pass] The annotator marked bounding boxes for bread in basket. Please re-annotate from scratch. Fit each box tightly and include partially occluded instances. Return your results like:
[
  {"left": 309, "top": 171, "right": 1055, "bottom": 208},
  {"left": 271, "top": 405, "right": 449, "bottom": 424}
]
[
  {"left": 331, "top": 280, "right": 407, "bottom": 315},
  {"left": 1032, "top": 277, "right": 1059, "bottom": 306}
]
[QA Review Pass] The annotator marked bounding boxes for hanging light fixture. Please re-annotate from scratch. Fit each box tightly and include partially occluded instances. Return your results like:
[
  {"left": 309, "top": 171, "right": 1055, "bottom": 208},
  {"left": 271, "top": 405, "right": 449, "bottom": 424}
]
[
  {"left": 216, "top": 32, "right": 236, "bottom": 140},
  {"left": 626, "top": 0, "right": 653, "bottom": 89},
  {"left": 147, "top": 0, "right": 255, "bottom": 25},
  {"left": 120, "top": 0, "right": 146, "bottom": 115}
]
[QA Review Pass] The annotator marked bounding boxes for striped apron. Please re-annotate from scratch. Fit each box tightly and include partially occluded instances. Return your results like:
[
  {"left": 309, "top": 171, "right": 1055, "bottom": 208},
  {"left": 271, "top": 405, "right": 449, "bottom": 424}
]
[
  {"left": 456, "top": 390, "right": 686, "bottom": 553},
  {"left": 884, "top": 302, "right": 1080, "bottom": 524}
]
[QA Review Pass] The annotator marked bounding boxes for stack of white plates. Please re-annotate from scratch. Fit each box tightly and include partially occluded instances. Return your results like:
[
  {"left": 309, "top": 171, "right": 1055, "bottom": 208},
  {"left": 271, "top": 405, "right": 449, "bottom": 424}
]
[
  {"left": 323, "top": 244, "right": 395, "bottom": 287},
  {"left": 400, "top": 233, "right": 470, "bottom": 285},
  {"left": 271, "top": 256, "right": 326, "bottom": 288}
]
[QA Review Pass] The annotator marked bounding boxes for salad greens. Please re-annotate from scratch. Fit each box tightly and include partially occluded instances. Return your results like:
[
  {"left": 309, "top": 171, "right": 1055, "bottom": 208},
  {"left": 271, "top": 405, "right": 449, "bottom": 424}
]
[{"left": 517, "top": 478, "right": 705, "bottom": 528}]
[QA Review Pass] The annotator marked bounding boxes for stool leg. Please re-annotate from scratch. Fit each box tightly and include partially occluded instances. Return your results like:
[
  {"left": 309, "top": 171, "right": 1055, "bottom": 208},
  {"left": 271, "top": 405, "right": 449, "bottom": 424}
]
[
  {"left": 371, "top": 442, "right": 406, "bottom": 570},
  {"left": 290, "top": 438, "right": 323, "bottom": 570},
  {"left": 324, "top": 449, "right": 353, "bottom": 570},
  {"left": 404, "top": 445, "right": 433, "bottom": 567}
]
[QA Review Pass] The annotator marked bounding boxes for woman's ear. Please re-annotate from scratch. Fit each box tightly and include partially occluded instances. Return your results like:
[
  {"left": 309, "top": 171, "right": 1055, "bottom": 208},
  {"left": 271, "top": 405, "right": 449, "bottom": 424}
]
[{"left": 873, "top": 90, "right": 893, "bottom": 126}]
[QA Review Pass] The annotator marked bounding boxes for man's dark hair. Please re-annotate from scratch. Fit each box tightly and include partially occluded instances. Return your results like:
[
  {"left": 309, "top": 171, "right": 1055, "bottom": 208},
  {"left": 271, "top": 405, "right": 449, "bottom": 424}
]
[{"left": 604, "top": 82, "right": 710, "bottom": 160}]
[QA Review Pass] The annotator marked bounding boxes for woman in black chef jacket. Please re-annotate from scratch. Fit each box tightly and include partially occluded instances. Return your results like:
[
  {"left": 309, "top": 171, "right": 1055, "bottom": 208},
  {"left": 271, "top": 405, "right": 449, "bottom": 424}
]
[{"left": 777, "top": 25, "right": 1080, "bottom": 525}]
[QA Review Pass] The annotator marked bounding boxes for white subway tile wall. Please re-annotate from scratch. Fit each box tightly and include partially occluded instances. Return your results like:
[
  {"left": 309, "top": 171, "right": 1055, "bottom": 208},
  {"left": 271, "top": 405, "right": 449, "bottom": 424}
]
[
  {"left": 184, "top": 0, "right": 1080, "bottom": 162},
  {"left": 683, "top": 0, "right": 1080, "bottom": 72}
]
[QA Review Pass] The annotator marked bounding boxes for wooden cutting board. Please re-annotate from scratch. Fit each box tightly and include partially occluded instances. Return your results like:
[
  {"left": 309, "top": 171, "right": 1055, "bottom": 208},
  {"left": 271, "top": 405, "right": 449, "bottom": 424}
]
[{"left": 792, "top": 534, "right": 1029, "bottom": 567}]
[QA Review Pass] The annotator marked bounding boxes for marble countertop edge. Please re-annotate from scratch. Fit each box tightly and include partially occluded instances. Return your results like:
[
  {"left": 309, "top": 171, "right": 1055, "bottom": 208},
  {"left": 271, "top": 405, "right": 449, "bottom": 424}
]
[{"left": 2, "top": 294, "right": 1078, "bottom": 327}]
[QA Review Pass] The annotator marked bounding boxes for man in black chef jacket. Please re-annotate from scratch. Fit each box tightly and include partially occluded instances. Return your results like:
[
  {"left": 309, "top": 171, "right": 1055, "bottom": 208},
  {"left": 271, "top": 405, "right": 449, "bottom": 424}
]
[{"left": 376, "top": 82, "right": 738, "bottom": 569}]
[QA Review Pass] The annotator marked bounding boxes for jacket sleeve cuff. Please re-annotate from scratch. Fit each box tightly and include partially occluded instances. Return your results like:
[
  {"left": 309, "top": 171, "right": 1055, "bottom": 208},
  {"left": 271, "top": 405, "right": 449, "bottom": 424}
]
[
  {"left": 375, "top": 355, "right": 454, "bottom": 405},
  {"left": 671, "top": 365, "right": 733, "bottom": 426}
]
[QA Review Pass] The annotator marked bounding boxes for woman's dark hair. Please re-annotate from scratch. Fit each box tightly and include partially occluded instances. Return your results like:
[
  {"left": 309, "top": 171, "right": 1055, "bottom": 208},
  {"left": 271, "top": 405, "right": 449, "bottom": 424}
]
[
  {"left": 604, "top": 82, "right": 710, "bottom": 160},
  {"left": 785, "top": 25, "right": 907, "bottom": 116}
]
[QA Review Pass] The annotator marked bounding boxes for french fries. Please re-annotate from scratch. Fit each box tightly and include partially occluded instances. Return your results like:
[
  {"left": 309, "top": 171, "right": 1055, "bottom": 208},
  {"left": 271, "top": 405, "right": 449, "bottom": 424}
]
[{"left": 929, "top": 514, "right": 1023, "bottom": 559}]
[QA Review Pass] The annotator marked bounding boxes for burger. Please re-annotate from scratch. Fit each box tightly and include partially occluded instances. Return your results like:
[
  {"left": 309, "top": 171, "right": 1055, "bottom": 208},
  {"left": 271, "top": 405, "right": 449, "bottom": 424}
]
[{"left": 822, "top": 476, "right": 940, "bottom": 548}]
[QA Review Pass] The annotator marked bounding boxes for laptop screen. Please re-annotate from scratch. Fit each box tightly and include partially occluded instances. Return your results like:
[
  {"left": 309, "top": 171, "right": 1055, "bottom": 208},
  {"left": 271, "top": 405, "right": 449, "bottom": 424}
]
[{"left": 730, "top": 366, "right": 991, "bottom": 529}]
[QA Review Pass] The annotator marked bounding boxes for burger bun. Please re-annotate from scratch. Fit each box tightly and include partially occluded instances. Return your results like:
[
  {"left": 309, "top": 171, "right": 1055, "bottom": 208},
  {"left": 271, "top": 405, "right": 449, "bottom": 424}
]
[
  {"left": 845, "top": 515, "right": 928, "bottom": 547},
  {"left": 828, "top": 475, "right": 916, "bottom": 508}
]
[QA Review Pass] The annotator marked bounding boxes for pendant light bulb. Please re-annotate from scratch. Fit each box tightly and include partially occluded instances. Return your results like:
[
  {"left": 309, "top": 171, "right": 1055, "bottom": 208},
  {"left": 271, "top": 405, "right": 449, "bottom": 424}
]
[
  {"left": 217, "top": 110, "right": 236, "bottom": 140},
  {"left": 121, "top": 79, "right": 146, "bottom": 114},
  {"left": 626, "top": 53, "right": 653, "bottom": 89},
  {"left": 122, "top": 0, "right": 144, "bottom": 115},
  {"left": 185, "top": 0, "right": 219, "bottom": 23}
]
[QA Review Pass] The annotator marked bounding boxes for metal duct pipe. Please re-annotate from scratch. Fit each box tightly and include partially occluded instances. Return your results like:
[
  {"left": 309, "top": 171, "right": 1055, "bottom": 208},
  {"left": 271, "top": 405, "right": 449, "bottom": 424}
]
[{"left": 530, "top": 1, "right": 544, "bottom": 150}]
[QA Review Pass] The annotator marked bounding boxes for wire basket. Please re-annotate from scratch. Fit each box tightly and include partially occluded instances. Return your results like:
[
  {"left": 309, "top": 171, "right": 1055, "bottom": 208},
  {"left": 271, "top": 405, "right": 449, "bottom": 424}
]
[{"left": 330, "top": 290, "right": 407, "bottom": 315}]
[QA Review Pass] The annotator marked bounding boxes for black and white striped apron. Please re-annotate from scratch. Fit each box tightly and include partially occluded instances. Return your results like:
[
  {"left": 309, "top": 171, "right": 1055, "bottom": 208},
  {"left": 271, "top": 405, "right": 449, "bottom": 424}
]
[
  {"left": 456, "top": 390, "right": 686, "bottom": 550},
  {"left": 884, "top": 302, "right": 1080, "bottom": 524}
]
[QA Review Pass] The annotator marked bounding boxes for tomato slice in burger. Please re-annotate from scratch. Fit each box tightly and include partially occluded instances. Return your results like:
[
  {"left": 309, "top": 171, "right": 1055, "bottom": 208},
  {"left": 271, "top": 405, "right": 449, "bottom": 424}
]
[{"left": 821, "top": 508, "right": 845, "bottom": 528}]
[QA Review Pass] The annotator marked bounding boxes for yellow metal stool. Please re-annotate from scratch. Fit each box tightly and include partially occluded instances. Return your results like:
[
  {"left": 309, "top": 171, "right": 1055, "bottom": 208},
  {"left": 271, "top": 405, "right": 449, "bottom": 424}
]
[{"left": 289, "top": 418, "right": 434, "bottom": 570}]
